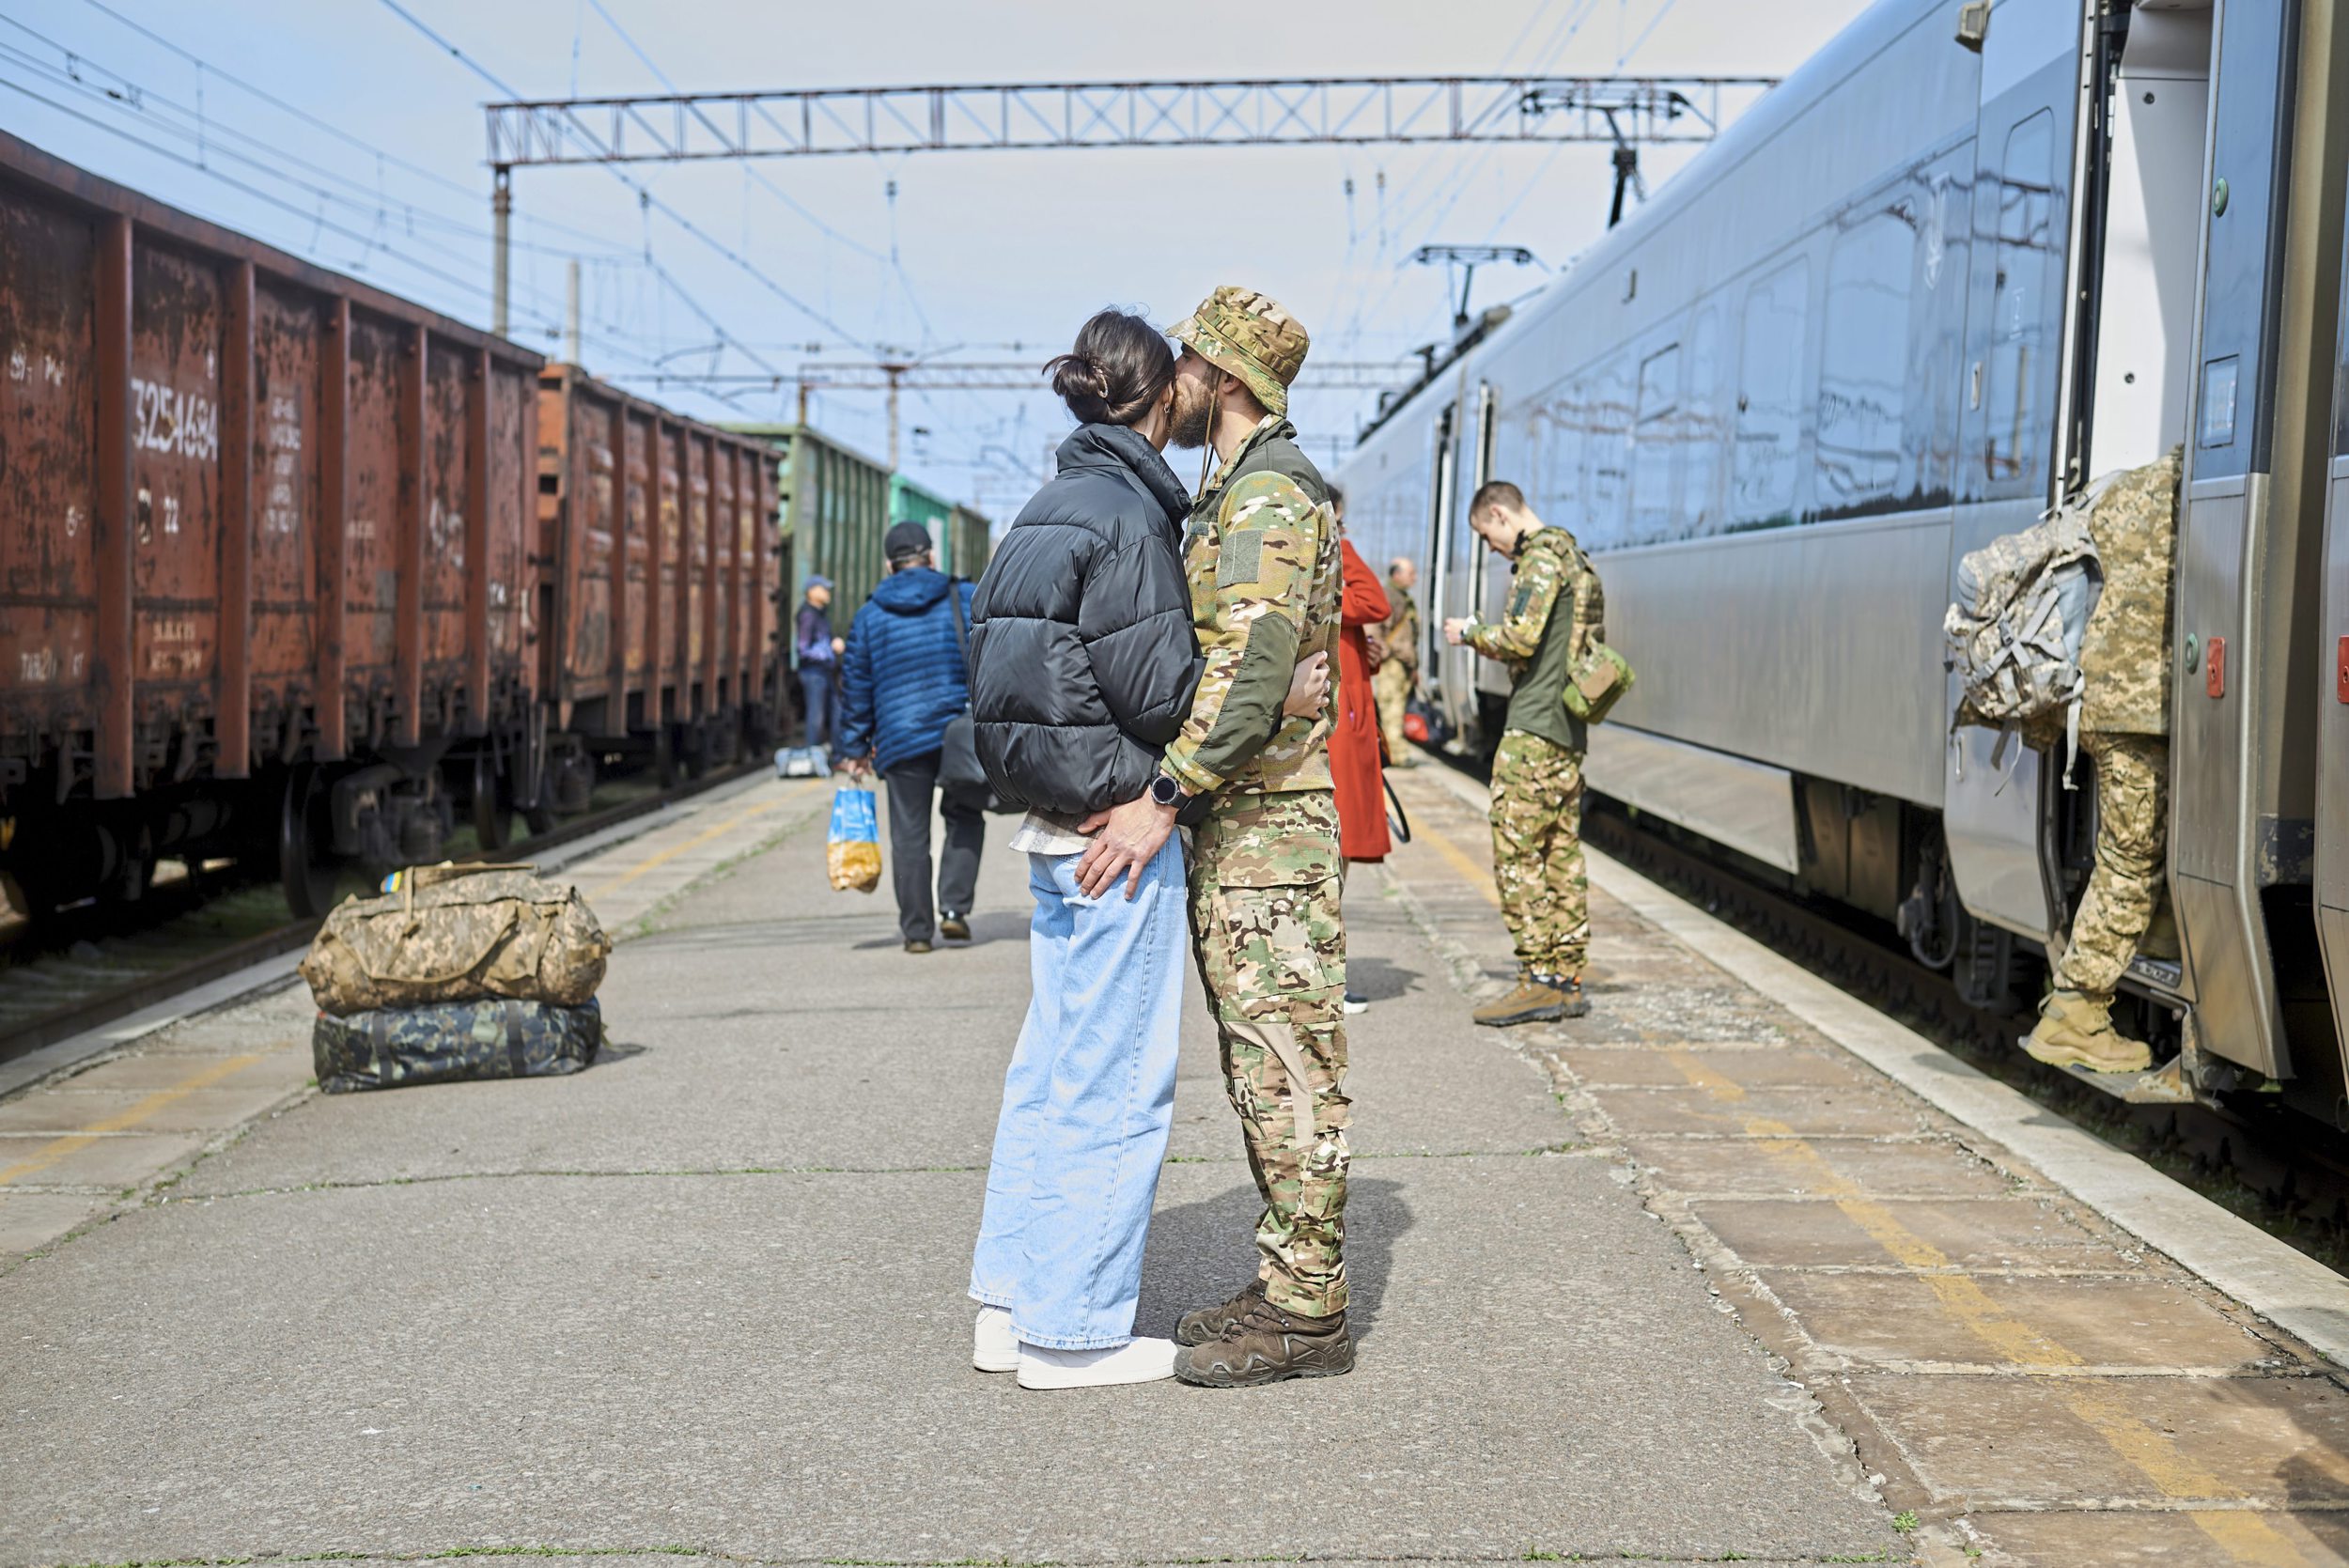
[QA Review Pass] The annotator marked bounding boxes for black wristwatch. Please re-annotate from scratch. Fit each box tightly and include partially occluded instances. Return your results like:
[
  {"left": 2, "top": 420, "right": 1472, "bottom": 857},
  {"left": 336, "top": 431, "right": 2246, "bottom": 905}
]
[{"left": 1149, "top": 772, "right": 1187, "bottom": 810}]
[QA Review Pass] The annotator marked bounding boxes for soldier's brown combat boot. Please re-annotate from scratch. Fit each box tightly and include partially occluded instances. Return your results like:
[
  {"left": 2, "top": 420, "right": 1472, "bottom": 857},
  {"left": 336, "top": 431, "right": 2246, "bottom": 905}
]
[
  {"left": 2024, "top": 989, "right": 2152, "bottom": 1074},
  {"left": 1173, "top": 1298, "right": 1353, "bottom": 1387},
  {"left": 1472, "top": 972, "right": 1587, "bottom": 1028},
  {"left": 1175, "top": 1278, "right": 1265, "bottom": 1346}
]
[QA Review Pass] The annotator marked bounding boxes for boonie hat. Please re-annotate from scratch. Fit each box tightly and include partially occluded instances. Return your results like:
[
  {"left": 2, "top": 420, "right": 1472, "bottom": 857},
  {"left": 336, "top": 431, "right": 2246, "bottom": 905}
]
[
  {"left": 884, "top": 520, "right": 933, "bottom": 561},
  {"left": 1171, "top": 286, "right": 1311, "bottom": 418}
]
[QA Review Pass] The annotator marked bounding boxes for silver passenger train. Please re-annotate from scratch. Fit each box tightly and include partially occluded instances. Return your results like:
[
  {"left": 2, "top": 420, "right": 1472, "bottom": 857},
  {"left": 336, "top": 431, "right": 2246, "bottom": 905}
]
[{"left": 1337, "top": 0, "right": 2349, "bottom": 1123}]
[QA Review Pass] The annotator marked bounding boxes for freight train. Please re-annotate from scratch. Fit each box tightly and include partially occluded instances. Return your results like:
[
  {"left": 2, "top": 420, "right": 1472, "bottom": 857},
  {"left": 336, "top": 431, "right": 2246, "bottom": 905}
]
[
  {"left": 1338, "top": 0, "right": 2349, "bottom": 1124},
  {"left": 0, "top": 132, "right": 781, "bottom": 921}
]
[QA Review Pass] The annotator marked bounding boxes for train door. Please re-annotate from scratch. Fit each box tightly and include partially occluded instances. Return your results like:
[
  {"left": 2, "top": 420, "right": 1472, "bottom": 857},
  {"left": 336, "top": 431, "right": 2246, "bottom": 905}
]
[
  {"left": 1466, "top": 382, "right": 1513, "bottom": 735},
  {"left": 2176, "top": 0, "right": 2349, "bottom": 1088},
  {"left": 1423, "top": 400, "right": 1462, "bottom": 737},
  {"left": 1944, "top": 0, "right": 2082, "bottom": 944},
  {"left": 2033, "top": 2, "right": 2217, "bottom": 1019}
]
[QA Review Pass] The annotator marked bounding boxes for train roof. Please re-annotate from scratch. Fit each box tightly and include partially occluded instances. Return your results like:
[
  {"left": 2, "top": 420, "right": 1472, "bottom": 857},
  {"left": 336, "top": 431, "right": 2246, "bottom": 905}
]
[{"left": 1348, "top": 0, "right": 1941, "bottom": 442}]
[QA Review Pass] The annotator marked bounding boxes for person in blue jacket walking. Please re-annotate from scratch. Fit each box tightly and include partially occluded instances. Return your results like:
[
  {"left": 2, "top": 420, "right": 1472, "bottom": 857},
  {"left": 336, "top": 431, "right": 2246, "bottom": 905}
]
[{"left": 836, "top": 520, "right": 985, "bottom": 952}]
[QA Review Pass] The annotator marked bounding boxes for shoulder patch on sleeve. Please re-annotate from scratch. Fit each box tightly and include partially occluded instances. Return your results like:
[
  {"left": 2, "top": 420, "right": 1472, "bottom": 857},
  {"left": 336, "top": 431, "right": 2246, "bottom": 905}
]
[{"left": 1218, "top": 530, "right": 1265, "bottom": 585}]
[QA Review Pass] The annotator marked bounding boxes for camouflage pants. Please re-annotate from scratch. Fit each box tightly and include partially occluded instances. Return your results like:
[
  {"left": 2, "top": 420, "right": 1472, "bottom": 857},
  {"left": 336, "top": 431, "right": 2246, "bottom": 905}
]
[
  {"left": 1373, "top": 660, "right": 1414, "bottom": 761},
  {"left": 2056, "top": 732, "right": 2169, "bottom": 1001},
  {"left": 1188, "top": 790, "right": 1350, "bottom": 1318},
  {"left": 1489, "top": 729, "right": 1589, "bottom": 979}
]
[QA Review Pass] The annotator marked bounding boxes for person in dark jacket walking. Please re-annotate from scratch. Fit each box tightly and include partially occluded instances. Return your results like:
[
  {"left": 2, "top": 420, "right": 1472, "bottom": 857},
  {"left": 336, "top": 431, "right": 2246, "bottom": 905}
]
[
  {"left": 835, "top": 522, "right": 983, "bottom": 953},
  {"left": 963, "top": 306, "right": 1326, "bottom": 1390}
]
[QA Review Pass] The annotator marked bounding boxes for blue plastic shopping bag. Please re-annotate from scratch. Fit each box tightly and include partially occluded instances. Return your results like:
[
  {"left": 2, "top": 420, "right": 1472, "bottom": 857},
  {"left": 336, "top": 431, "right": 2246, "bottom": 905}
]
[{"left": 827, "top": 785, "right": 881, "bottom": 893}]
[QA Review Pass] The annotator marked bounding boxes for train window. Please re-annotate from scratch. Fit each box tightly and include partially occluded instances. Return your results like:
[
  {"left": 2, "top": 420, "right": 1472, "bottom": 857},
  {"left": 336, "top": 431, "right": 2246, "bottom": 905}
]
[
  {"left": 1585, "top": 356, "right": 1634, "bottom": 549},
  {"left": 1537, "top": 379, "right": 1585, "bottom": 526},
  {"left": 1984, "top": 111, "right": 2058, "bottom": 489},
  {"left": 1630, "top": 344, "right": 1682, "bottom": 544},
  {"left": 1816, "top": 210, "right": 1917, "bottom": 515},
  {"left": 1683, "top": 305, "right": 1722, "bottom": 538},
  {"left": 1733, "top": 257, "right": 1810, "bottom": 527}
]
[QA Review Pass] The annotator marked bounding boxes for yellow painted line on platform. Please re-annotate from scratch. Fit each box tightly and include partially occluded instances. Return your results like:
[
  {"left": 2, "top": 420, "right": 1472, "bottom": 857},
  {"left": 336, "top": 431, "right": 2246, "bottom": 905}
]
[
  {"left": 1408, "top": 812, "right": 1501, "bottom": 909},
  {"left": 0, "top": 1049, "right": 276, "bottom": 1188},
  {"left": 583, "top": 795, "right": 786, "bottom": 899},
  {"left": 1734, "top": 1108, "right": 2300, "bottom": 1564}
]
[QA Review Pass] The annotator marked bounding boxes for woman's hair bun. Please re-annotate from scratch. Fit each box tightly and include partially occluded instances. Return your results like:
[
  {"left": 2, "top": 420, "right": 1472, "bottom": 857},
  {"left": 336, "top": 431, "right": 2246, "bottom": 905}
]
[{"left": 1046, "top": 309, "right": 1176, "bottom": 428}]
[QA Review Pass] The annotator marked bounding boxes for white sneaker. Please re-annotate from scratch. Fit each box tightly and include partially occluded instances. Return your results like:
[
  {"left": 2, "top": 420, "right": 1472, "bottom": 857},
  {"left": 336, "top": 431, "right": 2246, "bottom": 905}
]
[
  {"left": 1016, "top": 1336, "right": 1179, "bottom": 1389},
  {"left": 973, "top": 1306, "right": 1019, "bottom": 1373}
]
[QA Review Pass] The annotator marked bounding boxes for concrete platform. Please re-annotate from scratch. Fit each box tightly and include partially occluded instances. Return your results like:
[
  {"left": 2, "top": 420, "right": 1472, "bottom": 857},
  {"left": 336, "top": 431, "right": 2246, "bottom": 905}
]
[{"left": 9, "top": 757, "right": 2348, "bottom": 1566}]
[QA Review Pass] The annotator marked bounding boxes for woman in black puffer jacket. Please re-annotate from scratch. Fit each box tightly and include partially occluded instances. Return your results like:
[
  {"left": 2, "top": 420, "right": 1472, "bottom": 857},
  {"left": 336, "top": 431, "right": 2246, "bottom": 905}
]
[{"left": 963, "top": 309, "right": 1324, "bottom": 1390}]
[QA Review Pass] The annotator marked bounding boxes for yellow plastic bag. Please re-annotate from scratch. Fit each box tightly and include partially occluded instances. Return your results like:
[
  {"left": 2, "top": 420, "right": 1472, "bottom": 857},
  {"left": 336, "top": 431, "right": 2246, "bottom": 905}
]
[{"left": 827, "top": 786, "right": 882, "bottom": 894}]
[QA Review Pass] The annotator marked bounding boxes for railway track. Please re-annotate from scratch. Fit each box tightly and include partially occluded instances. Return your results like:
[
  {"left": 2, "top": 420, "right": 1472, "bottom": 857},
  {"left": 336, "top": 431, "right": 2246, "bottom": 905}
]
[
  {"left": 0, "top": 760, "right": 765, "bottom": 1068},
  {"left": 1583, "top": 799, "right": 2349, "bottom": 1275}
]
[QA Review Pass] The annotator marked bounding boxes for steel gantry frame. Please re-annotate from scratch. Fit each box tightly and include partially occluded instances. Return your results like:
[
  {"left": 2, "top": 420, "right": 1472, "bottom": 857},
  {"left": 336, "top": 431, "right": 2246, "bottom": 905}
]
[{"left": 480, "top": 73, "right": 1776, "bottom": 334}]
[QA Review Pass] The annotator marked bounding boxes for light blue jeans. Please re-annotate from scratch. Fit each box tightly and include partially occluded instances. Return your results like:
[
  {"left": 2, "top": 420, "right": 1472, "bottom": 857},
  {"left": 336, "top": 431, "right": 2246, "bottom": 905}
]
[{"left": 968, "top": 835, "right": 1187, "bottom": 1349}]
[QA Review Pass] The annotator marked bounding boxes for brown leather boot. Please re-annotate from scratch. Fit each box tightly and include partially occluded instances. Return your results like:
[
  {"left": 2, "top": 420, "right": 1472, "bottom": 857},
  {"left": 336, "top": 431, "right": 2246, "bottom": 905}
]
[
  {"left": 1175, "top": 1278, "right": 1265, "bottom": 1346},
  {"left": 2024, "top": 989, "right": 2152, "bottom": 1074},
  {"left": 1174, "top": 1298, "right": 1354, "bottom": 1387},
  {"left": 1472, "top": 972, "right": 1586, "bottom": 1028}
]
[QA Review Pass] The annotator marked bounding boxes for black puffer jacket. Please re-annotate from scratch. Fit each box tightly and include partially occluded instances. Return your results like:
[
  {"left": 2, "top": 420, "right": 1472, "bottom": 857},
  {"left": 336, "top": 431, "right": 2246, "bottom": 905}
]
[{"left": 968, "top": 424, "right": 1202, "bottom": 816}]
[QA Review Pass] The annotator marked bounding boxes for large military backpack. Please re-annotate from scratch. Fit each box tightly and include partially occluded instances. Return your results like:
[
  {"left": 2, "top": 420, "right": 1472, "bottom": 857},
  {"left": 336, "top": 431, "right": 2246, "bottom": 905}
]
[
  {"left": 1943, "top": 474, "right": 2119, "bottom": 787},
  {"left": 299, "top": 862, "right": 611, "bottom": 1017}
]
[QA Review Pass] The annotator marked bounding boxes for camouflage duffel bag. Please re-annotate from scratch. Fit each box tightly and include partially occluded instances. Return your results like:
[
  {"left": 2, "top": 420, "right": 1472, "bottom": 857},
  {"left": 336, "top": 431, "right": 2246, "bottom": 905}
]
[
  {"left": 300, "top": 862, "right": 610, "bottom": 1017},
  {"left": 314, "top": 997, "right": 602, "bottom": 1094}
]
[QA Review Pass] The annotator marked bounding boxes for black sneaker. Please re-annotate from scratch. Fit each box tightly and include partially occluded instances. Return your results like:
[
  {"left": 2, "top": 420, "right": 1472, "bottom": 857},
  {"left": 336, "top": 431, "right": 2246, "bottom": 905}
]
[{"left": 940, "top": 911, "right": 971, "bottom": 941}]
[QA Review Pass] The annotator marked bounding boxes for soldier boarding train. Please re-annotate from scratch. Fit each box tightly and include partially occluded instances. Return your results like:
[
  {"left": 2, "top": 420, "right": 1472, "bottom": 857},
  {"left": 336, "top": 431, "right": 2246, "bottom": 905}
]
[{"left": 1337, "top": 0, "right": 2349, "bottom": 1126}]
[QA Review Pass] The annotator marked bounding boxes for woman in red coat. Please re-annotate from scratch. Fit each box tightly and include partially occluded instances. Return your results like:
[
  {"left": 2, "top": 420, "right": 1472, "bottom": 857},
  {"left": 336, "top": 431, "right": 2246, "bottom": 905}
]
[{"left": 1331, "top": 519, "right": 1392, "bottom": 864}]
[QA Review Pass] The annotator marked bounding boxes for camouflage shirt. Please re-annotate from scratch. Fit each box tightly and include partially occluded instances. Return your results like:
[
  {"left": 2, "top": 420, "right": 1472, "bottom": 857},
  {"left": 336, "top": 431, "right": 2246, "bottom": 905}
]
[
  {"left": 1159, "top": 414, "right": 1343, "bottom": 800},
  {"left": 1463, "top": 525, "right": 1603, "bottom": 753},
  {"left": 1383, "top": 582, "right": 1421, "bottom": 673},
  {"left": 2077, "top": 446, "right": 2182, "bottom": 737}
]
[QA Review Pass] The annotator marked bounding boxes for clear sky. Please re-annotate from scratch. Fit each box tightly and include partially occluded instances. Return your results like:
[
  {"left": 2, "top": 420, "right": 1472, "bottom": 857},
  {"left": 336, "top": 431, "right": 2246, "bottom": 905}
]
[{"left": 3, "top": 0, "right": 1874, "bottom": 517}]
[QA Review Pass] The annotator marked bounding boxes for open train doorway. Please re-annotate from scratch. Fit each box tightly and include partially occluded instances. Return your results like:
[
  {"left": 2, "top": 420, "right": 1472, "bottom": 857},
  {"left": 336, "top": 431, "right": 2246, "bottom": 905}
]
[{"left": 2069, "top": 0, "right": 2215, "bottom": 482}]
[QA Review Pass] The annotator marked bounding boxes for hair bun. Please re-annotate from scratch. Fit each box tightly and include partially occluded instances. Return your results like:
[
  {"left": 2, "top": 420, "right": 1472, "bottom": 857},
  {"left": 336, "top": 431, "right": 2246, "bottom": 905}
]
[{"left": 1046, "top": 350, "right": 1114, "bottom": 423}]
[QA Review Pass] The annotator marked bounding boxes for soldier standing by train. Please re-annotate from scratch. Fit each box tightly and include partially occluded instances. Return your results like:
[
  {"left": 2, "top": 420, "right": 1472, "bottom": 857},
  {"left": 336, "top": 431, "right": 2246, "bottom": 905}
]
[
  {"left": 2025, "top": 448, "right": 2184, "bottom": 1074},
  {"left": 1072, "top": 286, "right": 1352, "bottom": 1387},
  {"left": 1445, "top": 481, "right": 1605, "bottom": 1028},
  {"left": 1376, "top": 555, "right": 1422, "bottom": 766}
]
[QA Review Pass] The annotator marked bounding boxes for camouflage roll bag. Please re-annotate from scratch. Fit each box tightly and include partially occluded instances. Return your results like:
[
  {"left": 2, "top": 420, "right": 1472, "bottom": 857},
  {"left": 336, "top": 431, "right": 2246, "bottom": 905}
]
[
  {"left": 314, "top": 997, "right": 602, "bottom": 1094},
  {"left": 299, "top": 862, "right": 611, "bottom": 1017}
]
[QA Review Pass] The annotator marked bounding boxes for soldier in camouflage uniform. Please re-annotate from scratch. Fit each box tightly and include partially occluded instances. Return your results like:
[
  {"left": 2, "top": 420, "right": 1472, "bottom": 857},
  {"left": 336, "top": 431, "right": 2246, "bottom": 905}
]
[
  {"left": 1075, "top": 286, "right": 1351, "bottom": 1387},
  {"left": 1444, "top": 481, "right": 1605, "bottom": 1027},
  {"left": 1375, "top": 557, "right": 1422, "bottom": 764},
  {"left": 2026, "top": 447, "right": 2183, "bottom": 1074}
]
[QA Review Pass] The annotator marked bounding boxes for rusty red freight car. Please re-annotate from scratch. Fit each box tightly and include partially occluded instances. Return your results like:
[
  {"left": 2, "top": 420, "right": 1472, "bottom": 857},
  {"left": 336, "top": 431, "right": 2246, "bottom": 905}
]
[
  {"left": 0, "top": 131, "right": 543, "bottom": 919},
  {"left": 535, "top": 364, "right": 780, "bottom": 799}
]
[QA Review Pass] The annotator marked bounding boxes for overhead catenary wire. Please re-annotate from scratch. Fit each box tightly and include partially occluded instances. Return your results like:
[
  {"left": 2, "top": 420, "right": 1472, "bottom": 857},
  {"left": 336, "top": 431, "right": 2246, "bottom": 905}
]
[{"left": 376, "top": 0, "right": 867, "bottom": 357}]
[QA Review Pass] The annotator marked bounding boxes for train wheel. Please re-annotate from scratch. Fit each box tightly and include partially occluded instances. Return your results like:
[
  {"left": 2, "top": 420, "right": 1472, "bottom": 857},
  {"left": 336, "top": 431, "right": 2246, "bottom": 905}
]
[
  {"left": 278, "top": 765, "right": 338, "bottom": 919},
  {"left": 470, "top": 749, "right": 511, "bottom": 853}
]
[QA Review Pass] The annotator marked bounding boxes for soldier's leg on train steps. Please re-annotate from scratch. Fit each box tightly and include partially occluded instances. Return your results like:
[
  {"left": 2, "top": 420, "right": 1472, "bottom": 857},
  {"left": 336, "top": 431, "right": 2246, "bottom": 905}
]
[
  {"left": 2054, "top": 734, "right": 2169, "bottom": 1001},
  {"left": 2029, "top": 733, "right": 2165, "bottom": 1073}
]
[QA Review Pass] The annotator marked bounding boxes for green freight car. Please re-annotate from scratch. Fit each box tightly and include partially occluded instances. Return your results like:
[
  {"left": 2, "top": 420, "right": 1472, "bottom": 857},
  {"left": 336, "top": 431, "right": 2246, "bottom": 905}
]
[
  {"left": 948, "top": 504, "right": 993, "bottom": 580},
  {"left": 888, "top": 474, "right": 954, "bottom": 572},
  {"left": 725, "top": 424, "right": 892, "bottom": 629}
]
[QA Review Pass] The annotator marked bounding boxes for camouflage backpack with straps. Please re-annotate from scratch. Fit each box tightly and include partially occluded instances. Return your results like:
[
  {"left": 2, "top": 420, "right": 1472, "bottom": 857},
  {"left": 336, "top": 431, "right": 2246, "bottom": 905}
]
[
  {"left": 299, "top": 862, "right": 611, "bottom": 1017},
  {"left": 1942, "top": 473, "right": 2120, "bottom": 786}
]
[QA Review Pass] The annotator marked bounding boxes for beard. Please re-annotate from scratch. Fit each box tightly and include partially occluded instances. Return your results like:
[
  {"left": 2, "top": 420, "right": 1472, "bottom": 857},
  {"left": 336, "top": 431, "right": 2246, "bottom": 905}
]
[{"left": 1168, "top": 376, "right": 1215, "bottom": 450}]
